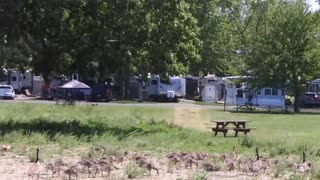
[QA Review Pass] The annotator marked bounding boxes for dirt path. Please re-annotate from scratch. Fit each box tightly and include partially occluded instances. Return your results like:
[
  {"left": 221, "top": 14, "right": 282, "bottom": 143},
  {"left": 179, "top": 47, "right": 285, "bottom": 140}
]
[{"left": 173, "top": 107, "right": 208, "bottom": 131}]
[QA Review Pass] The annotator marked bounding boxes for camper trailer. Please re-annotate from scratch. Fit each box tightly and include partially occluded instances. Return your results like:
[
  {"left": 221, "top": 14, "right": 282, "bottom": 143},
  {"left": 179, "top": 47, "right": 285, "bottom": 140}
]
[
  {"left": 198, "top": 74, "right": 224, "bottom": 103},
  {"left": 302, "top": 79, "right": 320, "bottom": 107},
  {"left": 148, "top": 75, "right": 186, "bottom": 102},
  {"left": 224, "top": 76, "right": 286, "bottom": 110},
  {"left": 0, "top": 68, "right": 33, "bottom": 93},
  {"left": 184, "top": 75, "right": 200, "bottom": 100}
]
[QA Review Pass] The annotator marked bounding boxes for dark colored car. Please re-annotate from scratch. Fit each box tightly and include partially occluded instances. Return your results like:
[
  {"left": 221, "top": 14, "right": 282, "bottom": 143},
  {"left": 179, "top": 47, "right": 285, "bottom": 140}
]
[{"left": 90, "top": 84, "right": 112, "bottom": 102}]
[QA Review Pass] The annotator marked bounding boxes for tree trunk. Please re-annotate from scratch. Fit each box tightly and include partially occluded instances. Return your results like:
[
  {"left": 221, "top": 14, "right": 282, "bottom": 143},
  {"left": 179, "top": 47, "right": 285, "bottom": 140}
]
[
  {"left": 293, "top": 93, "right": 300, "bottom": 112},
  {"left": 293, "top": 83, "right": 301, "bottom": 112}
]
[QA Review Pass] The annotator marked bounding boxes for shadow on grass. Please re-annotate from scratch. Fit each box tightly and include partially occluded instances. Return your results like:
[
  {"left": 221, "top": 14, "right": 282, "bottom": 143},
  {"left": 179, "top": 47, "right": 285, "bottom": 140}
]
[{"left": 0, "top": 118, "right": 168, "bottom": 140}]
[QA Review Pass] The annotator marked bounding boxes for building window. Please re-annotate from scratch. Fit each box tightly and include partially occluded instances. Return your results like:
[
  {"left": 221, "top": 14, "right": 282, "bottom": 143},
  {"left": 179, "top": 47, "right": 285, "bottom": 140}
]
[
  {"left": 236, "top": 90, "right": 243, "bottom": 98},
  {"left": 12, "top": 77, "right": 17, "bottom": 82},
  {"left": 272, "top": 88, "right": 278, "bottom": 96},
  {"left": 151, "top": 80, "right": 157, "bottom": 85},
  {"left": 265, "top": 88, "right": 272, "bottom": 95}
]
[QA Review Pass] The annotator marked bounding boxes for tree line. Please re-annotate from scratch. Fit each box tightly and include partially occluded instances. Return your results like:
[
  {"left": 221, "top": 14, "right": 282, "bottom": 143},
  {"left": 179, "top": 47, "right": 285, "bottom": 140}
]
[{"left": 1, "top": 0, "right": 320, "bottom": 111}]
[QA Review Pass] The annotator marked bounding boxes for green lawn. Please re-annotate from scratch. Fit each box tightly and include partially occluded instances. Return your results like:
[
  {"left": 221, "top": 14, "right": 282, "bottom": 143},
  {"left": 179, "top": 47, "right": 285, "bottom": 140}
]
[
  {"left": 0, "top": 102, "right": 320, "bottom": 161},
  {"left": 202, "top": 109, "right": 320, "bottom": 156}
]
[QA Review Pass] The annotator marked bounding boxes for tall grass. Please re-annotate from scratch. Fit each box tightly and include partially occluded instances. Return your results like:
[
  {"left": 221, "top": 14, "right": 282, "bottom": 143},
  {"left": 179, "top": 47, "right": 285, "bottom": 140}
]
[{"left": 0, "top": 102, "right": 320, "bottom": 162}]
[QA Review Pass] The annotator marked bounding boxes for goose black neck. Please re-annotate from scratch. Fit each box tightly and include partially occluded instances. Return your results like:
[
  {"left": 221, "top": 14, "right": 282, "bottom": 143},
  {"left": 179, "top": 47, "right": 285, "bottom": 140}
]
[
  {"left": 303, "top": 151, "right": 306, "bottom": 163},
  {"left": 36, "top": 148, "right": 40, "bottom": 163},
  {"left": 256, "top": 147, "right": 259, "bottom": 161}
]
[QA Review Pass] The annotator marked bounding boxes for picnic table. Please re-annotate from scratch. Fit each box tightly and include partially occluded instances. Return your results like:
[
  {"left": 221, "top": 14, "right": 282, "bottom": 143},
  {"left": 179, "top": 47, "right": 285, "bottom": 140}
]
[{"left": 208, "top": 120, "right": 254, "bottom": 137}]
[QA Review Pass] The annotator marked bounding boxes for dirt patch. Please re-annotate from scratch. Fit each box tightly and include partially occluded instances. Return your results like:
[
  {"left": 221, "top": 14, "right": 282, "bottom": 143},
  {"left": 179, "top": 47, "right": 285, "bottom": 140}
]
[
  {"left": 173, "top": 107, "right": 208, "bottom": 130},
  {"left": 0, "top": 152, "right": 278, "bottom": 180}
]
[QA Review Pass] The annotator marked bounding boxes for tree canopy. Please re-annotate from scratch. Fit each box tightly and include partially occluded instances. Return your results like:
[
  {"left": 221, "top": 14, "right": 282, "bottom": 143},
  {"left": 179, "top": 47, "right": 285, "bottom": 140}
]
[{"left": 1, "top": 0, "right": 320, "bottom": 109}]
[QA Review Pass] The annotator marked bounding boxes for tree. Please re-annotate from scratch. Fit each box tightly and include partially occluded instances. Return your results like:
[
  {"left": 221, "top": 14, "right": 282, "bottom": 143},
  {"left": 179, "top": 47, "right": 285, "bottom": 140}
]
[
  {"left": 243, "top": 0, "right": 320, "bottom": 112},
  {"left": 18, "top": 0, "right": 72, "bottom": 83},
  {"left": 0, "top": 0, "right": 31, "bottom": 70},
  {"left": 188, "top": 0, "right": 243, "bottom": 76},
  {"left": 139, "top": 0, "right": 201, "bottom": 78}
]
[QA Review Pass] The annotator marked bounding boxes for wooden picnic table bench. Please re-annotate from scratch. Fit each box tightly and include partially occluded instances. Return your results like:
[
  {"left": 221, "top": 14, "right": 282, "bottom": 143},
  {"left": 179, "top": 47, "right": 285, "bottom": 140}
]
[{"left": 207, "top": 120, "right": 255, "bottom": 137}]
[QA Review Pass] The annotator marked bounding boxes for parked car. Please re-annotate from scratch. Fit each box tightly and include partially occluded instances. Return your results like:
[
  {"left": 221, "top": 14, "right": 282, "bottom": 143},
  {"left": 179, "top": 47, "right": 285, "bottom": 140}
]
[{"left": 0, "top": 85, "right": 15, "bottom": 99}]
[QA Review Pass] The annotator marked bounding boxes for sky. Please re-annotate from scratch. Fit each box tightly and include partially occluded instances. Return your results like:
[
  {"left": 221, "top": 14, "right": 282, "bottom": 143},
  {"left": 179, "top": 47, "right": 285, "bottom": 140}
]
[{"left": 307, "top": 0, "right": 320, "bottom": 11}]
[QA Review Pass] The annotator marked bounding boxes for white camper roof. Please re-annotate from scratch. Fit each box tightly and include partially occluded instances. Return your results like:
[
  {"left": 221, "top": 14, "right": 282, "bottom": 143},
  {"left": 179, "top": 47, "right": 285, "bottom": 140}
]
[{"left": 310, "top": 79, "right": 320, "bottom": 84}]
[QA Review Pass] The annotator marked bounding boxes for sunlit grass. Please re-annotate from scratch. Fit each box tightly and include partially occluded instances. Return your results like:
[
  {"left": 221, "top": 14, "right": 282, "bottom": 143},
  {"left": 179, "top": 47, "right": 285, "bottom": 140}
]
[{"left": 0, "top": 102, "right": 320, "bottom": 161}]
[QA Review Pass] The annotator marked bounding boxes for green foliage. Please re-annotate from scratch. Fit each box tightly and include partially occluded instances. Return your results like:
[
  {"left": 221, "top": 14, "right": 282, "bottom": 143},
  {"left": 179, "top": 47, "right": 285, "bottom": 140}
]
[
  {"left": 240, "top": 136, "right": 255, "bottom": 148},
  {"left": 2, "top": 0, "right": 320, "bottom": 98},
  {"left": 193, "top": 95, "right": 202, "bottom": 101},
  {"left": 125, "top": 162, "right": 145, "bottom": 179},
  {"left": 239, "top": 0, "right": 320, "bottom": 111},
  {"left": 190, "top": 173, "right": 208, "bottom": 180}
]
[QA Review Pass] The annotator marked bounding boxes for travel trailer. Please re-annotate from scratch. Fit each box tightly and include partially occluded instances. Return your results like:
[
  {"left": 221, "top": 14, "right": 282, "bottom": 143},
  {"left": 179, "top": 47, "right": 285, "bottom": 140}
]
[
  {"left": 302, "top": 79, "right": 320, "bottom": 107},
  {"left": 147, "top": 74, "right": 186, "bottom": 102},
  {"left": 184, "top": 75, "right": 200, "bottom": 100},
  {"left": 198, "top": 74, "right": 224, "bottom": 103},
  {"left": 224, "top": 76, "right": 286, "bottom": 110},
  {"left": 0, "top": 68, "right": 33, "bottom": 93}
]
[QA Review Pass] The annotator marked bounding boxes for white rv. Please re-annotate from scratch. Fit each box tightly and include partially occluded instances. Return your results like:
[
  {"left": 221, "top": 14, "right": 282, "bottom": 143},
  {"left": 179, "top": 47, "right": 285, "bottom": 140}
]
[
  {"left": 148, "top": 75, "right": 186, "bottom": 102},
  {"left": 224, "top": 77, "right": 286, "bottom": 110},
  {"left": 198, "top": 74, "right": 224, "bottom": 103},
  {"left": 0, "top": 68, "right": 33, "bottom": 93}
]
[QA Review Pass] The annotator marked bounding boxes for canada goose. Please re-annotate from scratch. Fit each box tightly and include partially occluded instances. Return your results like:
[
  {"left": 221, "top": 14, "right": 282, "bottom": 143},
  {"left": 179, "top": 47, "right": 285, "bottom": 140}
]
[
  {"left": 1, "top": 144, "right": 11, "bottom": 151},
  {"left": 202, "top": 162, "right": 214, "bottom": 171},
  {"left": 64, "top": 167, "right": 78, "bottom": 180},
  {"left": 78, "top": 159, "right": 96, "bottom": 177},
  {"left": 255, "top": 147, "right": 259, "bottom": 161},
  {"left": 124, "top": 151, "right": 129, "bottom": 156},
  {"left": 35, "top": 147, "right": 40, "bottom": 163},
  {"left": 27, "top": 148, "right": 41, "bottom": 179},
  {"left": 297, "top": 151, "right": 311, "bottom": 173},
  {"left": 45, "top": 159, "right": 68, "bottom": 176},
  {"left": 136, "top": 159, "right": 159, "bottom": 175},
  {"left": 249, "top": 147, "right": 268, "bottom": 174},
  {"left": 168, "top": 154, "right": 181, "bottom": 164},
  {"left": 184, "top": 157, "right": 198, "bottom": 169}
]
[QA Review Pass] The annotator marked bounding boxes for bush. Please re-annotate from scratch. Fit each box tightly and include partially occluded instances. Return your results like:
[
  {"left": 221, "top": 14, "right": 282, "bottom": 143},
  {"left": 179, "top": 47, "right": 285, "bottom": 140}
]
[
  {"left": 125, "top": 162, "right": 145, "bottom": 179},
  {"left": 240, "top": 136, "right": 255, "bottom": 148},
  {"left": 193, "top": 96, "right": 202, "bottom": 101},
  {"left": 285, "top": 98, "right": 292, "bottom": 106}
]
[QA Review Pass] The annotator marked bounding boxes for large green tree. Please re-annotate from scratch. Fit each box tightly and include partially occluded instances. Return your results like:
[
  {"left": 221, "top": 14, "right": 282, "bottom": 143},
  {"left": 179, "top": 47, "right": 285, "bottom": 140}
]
[
  {"left": 18, "top": 0, "right": 71, "bottom": 82},
  {"left": 243, "top": 0, "right": 320, "bottom": 112}
]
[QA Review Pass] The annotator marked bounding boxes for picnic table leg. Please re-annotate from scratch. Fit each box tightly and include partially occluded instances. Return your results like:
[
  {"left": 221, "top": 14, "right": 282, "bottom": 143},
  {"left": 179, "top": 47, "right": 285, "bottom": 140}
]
[
  {"left": 213, "top": 128, "right": 218, "bottom": 136},
  {"left": 223, "top": 131, "right": 227, "bottom": 137},
  {"left": 235, "top": 131, "right": 238, "bottom": 137}
]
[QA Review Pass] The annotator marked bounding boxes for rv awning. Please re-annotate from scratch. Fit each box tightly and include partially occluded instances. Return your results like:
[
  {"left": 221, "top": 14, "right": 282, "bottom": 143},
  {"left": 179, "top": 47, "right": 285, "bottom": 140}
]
[{"left": 59, "top": 80, "right": 91, "bottom": 89}]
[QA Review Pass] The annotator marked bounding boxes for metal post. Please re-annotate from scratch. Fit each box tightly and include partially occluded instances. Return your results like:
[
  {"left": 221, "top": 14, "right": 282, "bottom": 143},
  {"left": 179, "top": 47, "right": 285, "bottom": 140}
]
[{"left": 224, "top": 89, "right": 227, "bottom": 111}]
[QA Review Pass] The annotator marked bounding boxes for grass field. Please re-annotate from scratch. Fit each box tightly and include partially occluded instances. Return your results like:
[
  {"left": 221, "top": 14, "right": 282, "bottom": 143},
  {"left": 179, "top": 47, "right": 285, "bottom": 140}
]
[{"left": 0, "top": 102, "right": 320, "bottom": 162}]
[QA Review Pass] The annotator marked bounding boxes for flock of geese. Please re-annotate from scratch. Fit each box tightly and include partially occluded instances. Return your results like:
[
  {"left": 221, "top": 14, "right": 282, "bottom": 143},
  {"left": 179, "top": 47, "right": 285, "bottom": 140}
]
[{"left": 24, "top": 146, "right": 312, "bottom": 179}]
